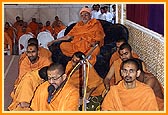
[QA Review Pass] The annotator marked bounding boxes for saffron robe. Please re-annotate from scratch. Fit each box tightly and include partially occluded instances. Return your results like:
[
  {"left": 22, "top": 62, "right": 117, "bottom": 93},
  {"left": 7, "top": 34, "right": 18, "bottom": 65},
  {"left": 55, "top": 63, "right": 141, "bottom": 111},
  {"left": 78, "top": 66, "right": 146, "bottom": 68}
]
[
  {"left": 109, "top": 51, "right": 139, "bottom": 66},
  {"left": 101, "top": 80, "right": 159, "bottom": 111},
  {"left": 60, "top": 18, "right": 105, "bottom": 65},
  {"left": 13, "top": 56, "right": 51, "bottom": 90},
  {"left": 30, "top": 81, "right": 79, "bottom": 111},
  {"left": 8, "top": 70, "right": 44, "bottom": 111},
  {"left": 66, "top": 61, "right": 105, "bottom": 96}
]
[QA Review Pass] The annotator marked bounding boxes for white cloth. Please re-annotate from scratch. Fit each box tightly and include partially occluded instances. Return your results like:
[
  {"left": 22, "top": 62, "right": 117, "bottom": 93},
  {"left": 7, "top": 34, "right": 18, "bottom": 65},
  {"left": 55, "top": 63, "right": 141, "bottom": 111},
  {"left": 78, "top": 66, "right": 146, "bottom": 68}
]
[
  {"left": 98, "top": 13, "right": 106, "bottom": 20},
  {"left": 91, "top": 10, "right": 101, "bottom": 19},
  {"left": 105, "top": 12, "right": 113, "bottom": 23}
]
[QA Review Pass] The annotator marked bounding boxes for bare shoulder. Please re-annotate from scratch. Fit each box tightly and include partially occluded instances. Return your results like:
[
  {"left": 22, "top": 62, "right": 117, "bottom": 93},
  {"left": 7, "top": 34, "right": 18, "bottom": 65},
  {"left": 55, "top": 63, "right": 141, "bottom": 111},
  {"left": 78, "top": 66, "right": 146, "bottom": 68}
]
[
  {"left": 144, "top": 73, "right": 157, "bottom": 87},
  {"left": 144, "top": 73, "right": 156, "bottom": 81}
]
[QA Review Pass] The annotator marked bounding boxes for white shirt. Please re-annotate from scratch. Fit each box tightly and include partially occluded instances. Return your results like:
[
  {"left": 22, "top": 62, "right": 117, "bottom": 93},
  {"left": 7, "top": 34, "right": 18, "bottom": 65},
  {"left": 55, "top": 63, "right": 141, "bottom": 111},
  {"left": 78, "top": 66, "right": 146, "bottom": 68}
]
[
  {"left": 91, "top": 10, "right": 101, "bottom": 19},
  {"left": 98, "top": 13, "right": 106, "bottom": 20},
  {"left": 105, "top": 11, "right": 113, "bottom": 23}
]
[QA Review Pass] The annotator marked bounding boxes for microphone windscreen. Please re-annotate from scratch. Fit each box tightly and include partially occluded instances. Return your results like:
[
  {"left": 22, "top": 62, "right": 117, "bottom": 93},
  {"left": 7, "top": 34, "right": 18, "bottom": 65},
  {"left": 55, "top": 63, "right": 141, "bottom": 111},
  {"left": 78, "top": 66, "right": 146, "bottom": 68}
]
[{"left": 48, "top": 84, "right": 55, "bottom": 94}]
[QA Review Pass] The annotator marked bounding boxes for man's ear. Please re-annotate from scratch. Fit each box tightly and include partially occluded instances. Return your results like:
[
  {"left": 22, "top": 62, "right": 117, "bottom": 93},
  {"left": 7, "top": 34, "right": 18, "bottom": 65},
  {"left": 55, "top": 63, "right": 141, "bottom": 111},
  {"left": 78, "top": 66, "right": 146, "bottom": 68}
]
[
  {"left": 120, "top": 70, "right": 124, "bottom": 77},
  {"left": 136, "top": 70, "right": 141, "bottom": 78}
]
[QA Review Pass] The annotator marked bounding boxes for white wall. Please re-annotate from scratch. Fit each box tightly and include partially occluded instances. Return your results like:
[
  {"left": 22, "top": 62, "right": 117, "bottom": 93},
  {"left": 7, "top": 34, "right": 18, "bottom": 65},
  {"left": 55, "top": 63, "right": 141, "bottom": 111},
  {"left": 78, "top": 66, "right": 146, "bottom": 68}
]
[{"left": 4, "top": 4, "right": 93, "bottom": 26}]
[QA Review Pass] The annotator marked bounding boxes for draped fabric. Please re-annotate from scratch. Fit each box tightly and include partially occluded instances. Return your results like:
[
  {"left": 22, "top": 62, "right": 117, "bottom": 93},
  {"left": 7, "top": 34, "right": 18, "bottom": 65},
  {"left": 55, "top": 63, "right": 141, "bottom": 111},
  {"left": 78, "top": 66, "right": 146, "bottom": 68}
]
[
  {"left": 126, "top": 4, "right": 164, "bottom": 36},
  {"left": 148, "top": 4, "right": 164, "bottom": 35}
]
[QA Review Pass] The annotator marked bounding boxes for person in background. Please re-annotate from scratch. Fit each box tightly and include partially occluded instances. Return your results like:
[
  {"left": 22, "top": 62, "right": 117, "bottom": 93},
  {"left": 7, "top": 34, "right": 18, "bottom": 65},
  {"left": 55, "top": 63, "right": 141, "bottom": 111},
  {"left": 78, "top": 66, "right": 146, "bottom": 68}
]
[
  {"left": 98, "top": 7, "right": 106, "bottom": 21},
  {"left": 13, "top": 16, "right": 21, "bottom": 30},
  {"left": 91, "top": 4, "right": 101, "bottom": 19},
  {"left": 28, "top": 18, "right": 38, "bottom": 37},
  {"left": 4, "top": 32, "right": 13, "bottom": 55},
  {"left": 109, "top": 37, "right": 139, "bottom": 67},
  {"left": 44, "top": 21, "right": 54, "bottom": 35},
  {"left": 111, "top": 4, "right": 116, "bottom": 24},
  {"left": 104, "top": 6, "right": 113, "bottom": 23}
]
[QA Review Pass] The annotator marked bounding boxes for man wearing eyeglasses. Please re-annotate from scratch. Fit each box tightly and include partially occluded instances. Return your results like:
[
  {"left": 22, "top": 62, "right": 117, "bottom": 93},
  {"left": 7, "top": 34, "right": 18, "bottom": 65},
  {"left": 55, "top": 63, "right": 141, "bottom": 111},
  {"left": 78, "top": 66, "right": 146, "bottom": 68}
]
[{"left": 30, "top": 63, "right": 80, "bottom": 111}]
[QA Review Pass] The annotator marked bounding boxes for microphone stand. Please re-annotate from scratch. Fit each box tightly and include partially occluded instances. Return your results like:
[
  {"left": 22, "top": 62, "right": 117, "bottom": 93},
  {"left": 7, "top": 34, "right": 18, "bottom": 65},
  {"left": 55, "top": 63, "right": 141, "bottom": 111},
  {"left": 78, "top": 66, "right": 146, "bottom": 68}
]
[{"left": 81, "top": 42, "right": 99, "bottom": 111}]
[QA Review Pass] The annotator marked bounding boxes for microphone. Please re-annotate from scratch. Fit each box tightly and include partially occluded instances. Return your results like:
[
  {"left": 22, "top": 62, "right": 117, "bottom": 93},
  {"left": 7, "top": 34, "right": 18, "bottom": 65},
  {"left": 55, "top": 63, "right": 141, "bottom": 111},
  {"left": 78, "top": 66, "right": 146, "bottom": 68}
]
[{"left": 47, "top": 84, "right": 56, "bottom": 104}]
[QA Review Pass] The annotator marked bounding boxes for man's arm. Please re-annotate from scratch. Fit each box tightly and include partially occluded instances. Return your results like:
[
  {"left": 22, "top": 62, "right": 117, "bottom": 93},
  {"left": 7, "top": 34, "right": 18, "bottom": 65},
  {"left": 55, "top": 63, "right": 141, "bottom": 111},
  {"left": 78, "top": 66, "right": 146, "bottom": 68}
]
[
  {"left": 103, "top": 63, "right": 115, "bottom": 91},
  {"left": 47, "top": 35, "right": 74, "bottom": 47}
]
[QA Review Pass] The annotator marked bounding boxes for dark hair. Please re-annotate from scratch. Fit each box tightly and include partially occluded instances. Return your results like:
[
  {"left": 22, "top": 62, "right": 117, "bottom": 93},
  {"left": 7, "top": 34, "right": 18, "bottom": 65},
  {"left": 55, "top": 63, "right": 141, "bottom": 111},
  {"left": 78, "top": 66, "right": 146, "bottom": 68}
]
[
  {"left": 133, "top": 58, "right": 143, "bottom": 71},
  {"left": 73, "top": 51, "right": 85, "bottom": 60},
  {"left": 120, "top": 58, "right": 140, "bottom": 71},
  {"left": 100, "top": 7, "right": 105, "bottom": 10},
  {"left": 28, "top": 38, "right": 38, "bottom": 45},
  {"left": 104, "top": 6, "right": 108, "bottom": 9},
  {"left": 47, "top": 63, "right": 65, "bottom": 75},
  {"left": 39, "top": 66, "right": 48, "bottom": 81},
  {"left": 119, "top": 43, "right": 132, "bottom": 52},
  {"left": 116, "top": 37, "right": 127, "bottom": 43},
  {"left": 27, "top": 43, "right": 38, "bottom": 51}
]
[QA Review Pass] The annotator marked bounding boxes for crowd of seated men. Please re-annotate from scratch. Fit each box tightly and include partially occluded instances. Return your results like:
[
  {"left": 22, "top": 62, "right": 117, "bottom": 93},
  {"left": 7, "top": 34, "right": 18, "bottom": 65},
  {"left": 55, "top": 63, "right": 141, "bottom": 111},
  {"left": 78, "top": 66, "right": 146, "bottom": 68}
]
[{"left": 5, "top": 6, "right": 164, "bottom": 111}]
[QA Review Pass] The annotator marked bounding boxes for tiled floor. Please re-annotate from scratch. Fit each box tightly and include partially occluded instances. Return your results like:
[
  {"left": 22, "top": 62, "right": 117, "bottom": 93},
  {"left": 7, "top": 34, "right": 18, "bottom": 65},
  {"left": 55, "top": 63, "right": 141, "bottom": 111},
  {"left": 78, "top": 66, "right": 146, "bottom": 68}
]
[{"left": 3, "top": 55, "right": 19, "bottom": 111}]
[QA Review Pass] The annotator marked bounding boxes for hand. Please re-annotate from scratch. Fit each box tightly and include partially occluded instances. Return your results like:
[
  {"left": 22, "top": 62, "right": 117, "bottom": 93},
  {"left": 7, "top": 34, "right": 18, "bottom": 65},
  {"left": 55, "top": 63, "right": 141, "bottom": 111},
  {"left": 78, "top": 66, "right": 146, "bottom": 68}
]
[
  {"left": 105, "top": 85, "right": 110, "bottom": 91},
  {"left": 66, "top": 36, "right": 74, "bottom": 41},
  {"left": 90, "top": 41, "right": 99, "bottom": 47}
]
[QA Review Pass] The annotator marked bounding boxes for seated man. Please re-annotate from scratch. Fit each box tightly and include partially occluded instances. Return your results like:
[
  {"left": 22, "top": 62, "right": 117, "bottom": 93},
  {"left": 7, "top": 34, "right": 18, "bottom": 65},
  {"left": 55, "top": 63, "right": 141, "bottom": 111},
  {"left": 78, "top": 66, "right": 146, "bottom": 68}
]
[
  {"left": 4, "top": 32, "right": 13, "bottom": 55},
  {"left": 30, "top": 63, "right": 80, "bottom": 111},
  {"left": 8, "top": 66, "right": 48, "bottom": 111},
  {"left": 12, "top": 43, "right": 52, "bottom": 95},
  {"left": 65, "top": 51, "right": 105, "bottom": 111},
  {"left": 109, "top": 37, "right": 139, "bottom": 66},
  {"left": 19, "top": 38, "right": 52, "bottom": 66},
  {"left": 66, "top": 52, "right": 105, "bottom": 99},
  {"left": 48, "top": 7, "right": 105, "bottom": 66},
  {"left": 101, "top": 59, "right": 159, "bottom": 111},
  {"left": 104, "top": 43, "right": 147, "bottom": 91},
  {"left": 134, "top": 58, "right": 164, "bottom": 110}
]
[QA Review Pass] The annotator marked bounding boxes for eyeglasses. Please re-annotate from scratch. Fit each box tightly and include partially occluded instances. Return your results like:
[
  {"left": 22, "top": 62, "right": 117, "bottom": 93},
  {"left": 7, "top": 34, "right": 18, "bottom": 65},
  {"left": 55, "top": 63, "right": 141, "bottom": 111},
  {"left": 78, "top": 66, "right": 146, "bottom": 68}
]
[{"left": 48, "top": 73, "right": 64, "bottom": 81}]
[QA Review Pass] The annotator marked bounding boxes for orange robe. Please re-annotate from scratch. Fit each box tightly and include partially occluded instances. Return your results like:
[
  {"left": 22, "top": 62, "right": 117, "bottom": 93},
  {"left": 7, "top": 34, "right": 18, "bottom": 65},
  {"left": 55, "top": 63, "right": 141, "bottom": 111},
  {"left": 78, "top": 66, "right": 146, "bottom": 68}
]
[
  {"left": 54, "top": 25, "right": 66, "bottom": 35},
  {"left": 5, "top": 27, "right": 15, "bottom": 43},
  {"left": 28, "top": 22, "right": 38, "bottom": 36},
  {"left": 19, "top": 47, "right": 52, "bottom": 66},
  {"left": 30, "top": 81, "right": 79, "bottom": 111},
  {"left": 14, "top": 56, "right": 52, "bottom": 89},
  {"left": 60, "top": 18, "right": 105, "bottom": 65},
  {"left": 110, "top": 56, "right": 146, "bottom": 85},
  {"left": 13, "top": 21, "right": 20, "bottom": 29},
  {"left": 101, "top": 80, "right": 159, "bottom": 111},
  {"left": 109, "top": 51, "right": 139, "bottom": 66},
  {"left": 43, "top": 26, "right": 54, "bottom": 35},
  {"left": 17, "top": 26, "right": 32, "bottom": 41},
  {"left": 8, "top": 70, "right": 44, "bottom": 111},
  {"left": 113, "top": 59, "right": 122, "bottom": 84},
  {"left": 66, "top": 61, "right": 105, "bottom": 96},
  {"left": 4, "top": 32, "right": 13, "bottom": 54}
]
